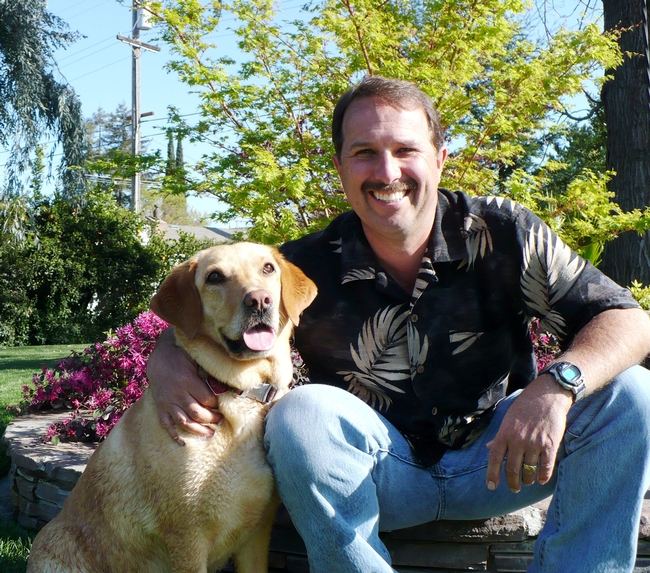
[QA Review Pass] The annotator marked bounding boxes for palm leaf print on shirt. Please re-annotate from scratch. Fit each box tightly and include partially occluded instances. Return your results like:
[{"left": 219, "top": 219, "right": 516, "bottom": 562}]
[
  {"left": 337, "top": 305, "right": 411, "bottom": 411},
  {"left": 342, "top": 268, "right": 375, "bottom": 284},
  {"left": 521, "top": 223, "right": 585, "bottom": 338},
  {"left": 464, "top": 213, "right": 493, "bottom": 267}
]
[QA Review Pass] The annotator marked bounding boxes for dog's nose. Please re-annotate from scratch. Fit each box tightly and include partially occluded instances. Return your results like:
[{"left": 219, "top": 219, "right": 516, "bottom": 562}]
[{"left": 244, "top": 289, "right": 272, "bottom": 311}]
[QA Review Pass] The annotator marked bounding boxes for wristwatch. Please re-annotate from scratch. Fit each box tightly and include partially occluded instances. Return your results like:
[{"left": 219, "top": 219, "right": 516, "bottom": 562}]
[{"left": 540, "top": 361, "right": 586, "bottom": 402}]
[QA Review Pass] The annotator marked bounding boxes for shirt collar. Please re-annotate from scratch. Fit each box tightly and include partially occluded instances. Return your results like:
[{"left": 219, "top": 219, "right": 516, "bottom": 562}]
[{"left": 338, "top": 189, "right": 467, "bottom": 286}]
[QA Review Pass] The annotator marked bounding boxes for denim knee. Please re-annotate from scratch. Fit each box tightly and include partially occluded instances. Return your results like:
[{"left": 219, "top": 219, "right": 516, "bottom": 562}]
[
  {"left": 566, "top": 365, "right": 650, "bottom": 454},
  {"left": 266, "top": 385, "right": 338, "bottom": 445},
  {"left": 603, "top": 365, "right": 650, "bottom": 428}
]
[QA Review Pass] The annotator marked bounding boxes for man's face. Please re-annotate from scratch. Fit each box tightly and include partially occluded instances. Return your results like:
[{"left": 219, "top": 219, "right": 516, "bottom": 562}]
[{"left": 333, "top": 96, "right": 447, "bottom": 248}]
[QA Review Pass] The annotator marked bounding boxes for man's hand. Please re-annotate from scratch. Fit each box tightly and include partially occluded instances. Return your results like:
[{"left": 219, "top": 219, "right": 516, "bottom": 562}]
[
  {"left": 147, "top": 327, "right": 223, "bottom": 445},
  {"left": 485, "top": 375, "right": 573, "bottom": 493}
]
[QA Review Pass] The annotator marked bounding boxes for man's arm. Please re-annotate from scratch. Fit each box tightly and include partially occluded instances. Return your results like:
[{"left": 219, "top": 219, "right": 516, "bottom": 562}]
[
  {"left": 485, "top": 307, "right": 650, "bottom": 493},
  {"left": 146, "top": 326, "right": 222, "bottom": 444}
]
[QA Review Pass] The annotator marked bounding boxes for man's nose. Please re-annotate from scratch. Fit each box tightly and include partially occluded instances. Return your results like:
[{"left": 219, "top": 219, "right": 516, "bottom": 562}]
[{"left": 373, "top": 151, "right": 402, "bottom": 184}]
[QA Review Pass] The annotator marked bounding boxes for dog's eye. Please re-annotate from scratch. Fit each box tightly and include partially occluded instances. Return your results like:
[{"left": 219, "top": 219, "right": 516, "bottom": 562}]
[
  {"left": 206, "top": 270, "right": 224, "bottom": 285},
  {"left": 263, "top": 263, "right": 275, "bottom": 275}
]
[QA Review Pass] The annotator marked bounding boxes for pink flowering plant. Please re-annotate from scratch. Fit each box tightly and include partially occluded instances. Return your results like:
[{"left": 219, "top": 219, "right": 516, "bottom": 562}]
[
  {"left": 531, "top": 319, "right": 561, "bottom": 371},
  {"left": 20, "top": 311, "right": 168, "bottom": 444}
]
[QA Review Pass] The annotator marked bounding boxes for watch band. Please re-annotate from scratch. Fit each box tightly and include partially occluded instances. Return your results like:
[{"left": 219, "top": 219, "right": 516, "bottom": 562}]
[{"left": 540, "top": 361, "right": 586, "bottom": 402}]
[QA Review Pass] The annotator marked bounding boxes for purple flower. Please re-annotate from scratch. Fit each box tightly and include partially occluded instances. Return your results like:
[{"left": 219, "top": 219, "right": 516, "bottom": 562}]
[{"left": 22, "top": 311, "right": 168, "bottom": 443}]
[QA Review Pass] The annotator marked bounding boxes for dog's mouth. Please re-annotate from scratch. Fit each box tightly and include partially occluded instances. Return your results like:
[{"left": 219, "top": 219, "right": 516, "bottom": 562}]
[{"left": 224, "top": 324, "right": 276, "bottom": 355}]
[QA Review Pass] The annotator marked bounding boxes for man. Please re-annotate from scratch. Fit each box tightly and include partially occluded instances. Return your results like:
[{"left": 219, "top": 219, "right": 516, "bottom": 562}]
[{"left": 148, "top": 76, "right": 650, "bottom": 572}]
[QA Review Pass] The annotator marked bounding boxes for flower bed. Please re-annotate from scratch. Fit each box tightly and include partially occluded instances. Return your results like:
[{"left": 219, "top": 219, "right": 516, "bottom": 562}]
[{"left": 17, "top": 311, "right": 168, "bottom": 444}]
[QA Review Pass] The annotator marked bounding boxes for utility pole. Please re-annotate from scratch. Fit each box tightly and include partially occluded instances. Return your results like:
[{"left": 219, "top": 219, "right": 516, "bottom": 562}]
[
  {"left": 117, "top": 2, "right": 159, "bottom": 213},
  {"left": 132, "top": 1, "right": 141, "bottom": 213}
]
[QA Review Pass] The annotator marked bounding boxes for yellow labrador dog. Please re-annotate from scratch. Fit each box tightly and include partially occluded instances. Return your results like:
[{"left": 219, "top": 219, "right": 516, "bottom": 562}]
[{"left": 28, "top": 242, "right": 317, "bottom": 573}]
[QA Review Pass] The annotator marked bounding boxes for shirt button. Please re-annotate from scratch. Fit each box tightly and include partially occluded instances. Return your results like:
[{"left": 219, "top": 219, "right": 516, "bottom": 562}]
[
  {"left": 410, "top": 314, "right": 418, "bottom": 323},
  {"left": 431, "top": 407, "right": 438, "bottom": 416},
  {"left": 416, "top": 365, "right": 425, "bottom": 374}
]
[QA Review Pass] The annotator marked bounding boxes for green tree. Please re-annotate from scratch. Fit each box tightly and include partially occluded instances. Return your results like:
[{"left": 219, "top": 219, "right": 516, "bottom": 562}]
[
  {"left": 85, "top": 103, "right": 153, "bottom": 208},
  {"left": 0, "top": 188, "right": 213, "bottom": 345},
  {"left": 0, "top": 0, "right": 86, "bottom": 197},
  {"left": 143, "top": 0, "right": 650, "bottom": 254}
]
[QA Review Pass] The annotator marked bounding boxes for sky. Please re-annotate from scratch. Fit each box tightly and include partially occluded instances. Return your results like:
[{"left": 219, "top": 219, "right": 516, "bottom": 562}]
[{"left": 44, "top": 0, "right": 306, "bottom": 222}]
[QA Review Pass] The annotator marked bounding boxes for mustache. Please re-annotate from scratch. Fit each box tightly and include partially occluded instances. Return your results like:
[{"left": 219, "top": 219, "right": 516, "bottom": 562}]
[{"left": 361, "top": 179, "right": 418, "bottom": 194}]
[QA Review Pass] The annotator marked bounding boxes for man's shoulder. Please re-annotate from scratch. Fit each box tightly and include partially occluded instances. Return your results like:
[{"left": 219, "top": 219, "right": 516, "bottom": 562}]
[
  {"left": 280, "top": 211, "right": 359, "bottom": 265},
  {"left": 440, "top": 189, "right": 525, "bottom": 221}
]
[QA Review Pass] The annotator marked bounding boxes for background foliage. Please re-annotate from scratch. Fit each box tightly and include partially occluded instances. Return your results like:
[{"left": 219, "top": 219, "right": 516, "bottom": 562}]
[
  {"left": 0, "top": 188, "right": 212, "bottom": 346},
  {"left": 0, "top": 0, "right": 86, "bottom": 197},
  {"left": 143, "top": 0, "right": 650, "bottom": 260}
]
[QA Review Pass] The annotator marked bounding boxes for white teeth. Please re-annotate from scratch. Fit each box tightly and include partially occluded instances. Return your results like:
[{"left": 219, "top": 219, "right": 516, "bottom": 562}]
[{"left": 372, "top": 190, "right": 406, "bottom": 203}]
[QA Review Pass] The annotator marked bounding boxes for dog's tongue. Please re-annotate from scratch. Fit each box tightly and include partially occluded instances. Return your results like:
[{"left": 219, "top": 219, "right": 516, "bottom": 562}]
[{"left": 243, "top": 325, "right": 275, "bottom": 351}]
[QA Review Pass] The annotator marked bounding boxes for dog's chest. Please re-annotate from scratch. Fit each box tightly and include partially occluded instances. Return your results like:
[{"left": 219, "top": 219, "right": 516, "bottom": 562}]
[{"left": 178, "top": 408, "right": 273, "bottom": 510}]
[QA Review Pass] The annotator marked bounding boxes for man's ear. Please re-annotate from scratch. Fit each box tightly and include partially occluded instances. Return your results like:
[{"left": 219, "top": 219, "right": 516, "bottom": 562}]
[
  {"left": 275, "top": 252, "right": 317, "bottom": 327},
  {"left": 332, "top": 153, "right": 342, "bottom": 178},
  {"left": 150, "top": 259, "right": 202, "bottom": 338}
]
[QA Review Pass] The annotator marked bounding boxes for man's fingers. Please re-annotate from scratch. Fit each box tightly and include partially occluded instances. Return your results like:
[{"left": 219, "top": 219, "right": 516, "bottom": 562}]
[
  {"left": 504, "top": 450, "right": 525, "bottom": 493},
  {"left": 521, "top": 456, "right": 540, "bottom": 487},
  {"left": 159, "top": 405, "right": 216, "bottom": 442},
  {"left": 485, "top": 439, "right": 507, "bottom": 491},
  {"left": 158, "top": 410, "right": 186, "bottom": 446},
  {"left": 537, "top": 449, "right": 557, "bottom": 485}
]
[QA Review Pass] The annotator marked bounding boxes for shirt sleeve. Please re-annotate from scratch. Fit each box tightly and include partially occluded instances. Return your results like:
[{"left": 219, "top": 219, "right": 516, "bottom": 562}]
[{"left": 514, "top": 204, "right": 639, "bottom": 347}]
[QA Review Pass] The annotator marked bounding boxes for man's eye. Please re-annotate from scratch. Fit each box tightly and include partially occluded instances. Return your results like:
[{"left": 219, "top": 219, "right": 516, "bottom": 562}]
[{"left": 206, "top": 271, "right": 224, "bottom": 284}]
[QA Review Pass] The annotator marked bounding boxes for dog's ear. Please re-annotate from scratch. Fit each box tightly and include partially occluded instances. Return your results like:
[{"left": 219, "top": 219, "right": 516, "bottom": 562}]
[
  {"left": 276, "top": 252, "right": 317, "bottom": 326},
  {"left": 150, "top": 259, "right": 203, "bottom": 338}
]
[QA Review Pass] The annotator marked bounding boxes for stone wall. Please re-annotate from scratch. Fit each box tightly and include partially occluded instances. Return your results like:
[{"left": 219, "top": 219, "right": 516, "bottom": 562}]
[
  {"left": 2, "top": 412, "right": 96, "bottom": 530},
  {"left": 4, "top": 411, "right": 650, "bottom": 572}
]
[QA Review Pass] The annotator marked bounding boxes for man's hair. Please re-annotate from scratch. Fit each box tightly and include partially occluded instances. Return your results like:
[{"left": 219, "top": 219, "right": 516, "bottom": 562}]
[{"left": 331, "top": 75, "right": 445, "bottom": 157}]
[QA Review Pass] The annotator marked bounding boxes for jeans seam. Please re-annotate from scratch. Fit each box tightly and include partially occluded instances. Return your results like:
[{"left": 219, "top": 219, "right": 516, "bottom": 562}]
[{"left": 379, "top": 446, "right": 427, "bottom": 468}]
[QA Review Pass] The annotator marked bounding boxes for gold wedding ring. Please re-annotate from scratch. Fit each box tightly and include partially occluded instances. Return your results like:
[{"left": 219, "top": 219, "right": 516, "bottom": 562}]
[{"left": 522, "top": 463, "right": 538, "bottom": 472}]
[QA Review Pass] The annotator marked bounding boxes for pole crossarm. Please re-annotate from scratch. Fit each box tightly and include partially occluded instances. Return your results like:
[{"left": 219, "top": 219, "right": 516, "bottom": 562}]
[{"left": 116, "top": 35, "right": 161, "bottom": 52}]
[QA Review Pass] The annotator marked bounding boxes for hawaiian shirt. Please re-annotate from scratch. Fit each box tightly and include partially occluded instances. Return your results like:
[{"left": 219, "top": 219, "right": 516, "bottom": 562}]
[{"left": 280, "top": 189, "right": 639, "bottom": 466}]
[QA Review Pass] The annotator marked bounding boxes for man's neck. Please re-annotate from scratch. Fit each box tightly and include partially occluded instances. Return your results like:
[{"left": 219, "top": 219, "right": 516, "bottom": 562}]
[{"left": 364, "top": 230, "right": 430, "bottom": 294}]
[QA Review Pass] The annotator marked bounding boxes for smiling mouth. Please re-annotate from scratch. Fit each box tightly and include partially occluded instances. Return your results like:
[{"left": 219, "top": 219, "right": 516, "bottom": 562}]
[
  {"left": 364, "top": 180, "right": 417, "bottom": 204},
  {"left": 372, "top": 189, "right": 407, "bottom": 203},
  {"left": 223, "top": 323, "right": 276, "bottom": 355}
]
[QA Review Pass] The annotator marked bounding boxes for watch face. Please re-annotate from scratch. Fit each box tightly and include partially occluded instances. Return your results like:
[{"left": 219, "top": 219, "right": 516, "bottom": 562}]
[{"left": 560, "top": 364, "right": 582, "bottom": 383}]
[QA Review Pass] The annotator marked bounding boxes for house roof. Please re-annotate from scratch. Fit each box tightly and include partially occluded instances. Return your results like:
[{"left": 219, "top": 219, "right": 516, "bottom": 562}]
[{"left": 147, "top": 217, "right": 248, "bottom": 243}]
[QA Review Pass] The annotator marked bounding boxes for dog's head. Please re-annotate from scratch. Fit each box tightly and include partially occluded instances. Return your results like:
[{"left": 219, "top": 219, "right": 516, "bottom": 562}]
[{"left": 150, "top": 242, "right": 317, "bottom": 360}]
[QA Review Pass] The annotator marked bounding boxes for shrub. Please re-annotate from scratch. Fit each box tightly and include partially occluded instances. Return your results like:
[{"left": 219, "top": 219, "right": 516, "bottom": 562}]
[
  {"left": 630, "top": 281, "right": 650, "bottom": 311},
  {"left": 0, "top": 188, "right": 213, "bottom": 346},
  {"left": 530, "top": 319, "right": 561, "bottom": 371}
]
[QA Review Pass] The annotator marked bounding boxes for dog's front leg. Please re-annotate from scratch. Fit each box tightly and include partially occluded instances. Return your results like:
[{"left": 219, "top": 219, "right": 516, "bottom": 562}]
[{"left": 232, "top": 499, "right": 278, "bottom": 573}]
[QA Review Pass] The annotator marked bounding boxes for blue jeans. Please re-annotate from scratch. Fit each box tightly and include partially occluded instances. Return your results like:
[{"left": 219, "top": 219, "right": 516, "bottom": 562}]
[{"left": 264, "top": 366, "right": 650, "bottom": 573}]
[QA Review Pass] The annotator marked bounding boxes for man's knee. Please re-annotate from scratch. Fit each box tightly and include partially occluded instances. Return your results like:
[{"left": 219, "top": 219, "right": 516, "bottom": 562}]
[
  {"left": 608, "top": 365, "right": 650, "bottom": 417},
  {"left": 265, "top": 384, "right": 351, "bottom": 455},
  {"left": 568, "top": 365, "right": 650, "bottom": 446}
]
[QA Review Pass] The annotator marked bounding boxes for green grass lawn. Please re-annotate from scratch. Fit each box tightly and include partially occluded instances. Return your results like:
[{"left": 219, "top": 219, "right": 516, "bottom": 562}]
[{"left": 0, "top": 344, "right": 88, "bottom": 573}]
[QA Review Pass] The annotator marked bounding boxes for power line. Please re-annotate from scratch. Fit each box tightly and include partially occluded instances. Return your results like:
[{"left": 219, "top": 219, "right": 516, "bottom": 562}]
[
  {"left": 56, "top": 35, "right": 116, "bottom": 65},
  {"left": 68, "top": 57, "right": 131, "bottom": 82},
  {"left": 54, "top": 0, "right": 116, "bottom": 21}
]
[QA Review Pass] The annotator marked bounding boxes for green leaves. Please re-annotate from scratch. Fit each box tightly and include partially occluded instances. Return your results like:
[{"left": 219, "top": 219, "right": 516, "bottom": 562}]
[
  {"left": 0, "top": 188, "right": 212, "bottom": 345},
  {"left": 0, "top": 0, "right": 86, "bottom": 196},
  {"left": 146, "top": 0, "right": 628, "bottom": 247}
]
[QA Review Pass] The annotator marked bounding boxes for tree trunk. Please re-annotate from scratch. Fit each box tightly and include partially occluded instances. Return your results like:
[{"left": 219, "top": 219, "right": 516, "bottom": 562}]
[{"left": 600, "top": 0, "right": 650, "bottom": 286}]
